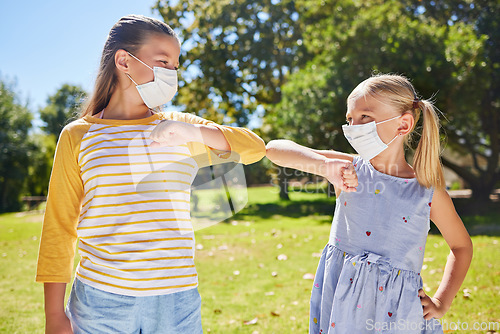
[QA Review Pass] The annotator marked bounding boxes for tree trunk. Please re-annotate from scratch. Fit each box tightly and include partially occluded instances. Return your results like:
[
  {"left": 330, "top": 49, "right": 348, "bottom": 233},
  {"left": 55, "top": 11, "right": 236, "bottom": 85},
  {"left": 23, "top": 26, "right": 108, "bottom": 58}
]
[
  {"left": 470, "top": 184, "right": 494, "bottom": 202},
  {"left": 0, "top": 181, "right": 5, "bottom": 212},
  {"left": 327, "top": 182, "right": 335, "bottom": 198},
  {"left": 441, "top": 156, "right": 497, "bottom": 202},
  {"left": 278, "top": 166, "right": 290, "bottom": 200}
]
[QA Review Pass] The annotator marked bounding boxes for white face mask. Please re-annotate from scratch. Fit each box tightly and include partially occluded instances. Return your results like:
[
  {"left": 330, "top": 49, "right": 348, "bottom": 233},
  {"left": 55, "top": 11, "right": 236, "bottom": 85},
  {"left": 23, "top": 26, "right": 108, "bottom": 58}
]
[
  {"left": 126, "top": 52, "right": 178, "bottom": 109},
  {"left": 342, "top": 115, "right": 401, "bottom": 161}
]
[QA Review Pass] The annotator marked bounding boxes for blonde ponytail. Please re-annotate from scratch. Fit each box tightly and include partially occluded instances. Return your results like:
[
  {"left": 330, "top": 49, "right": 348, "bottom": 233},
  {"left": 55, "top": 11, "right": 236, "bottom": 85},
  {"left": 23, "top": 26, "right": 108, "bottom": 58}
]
[{"left": 412, "top": 100, "right": 445, "bottom": 189}]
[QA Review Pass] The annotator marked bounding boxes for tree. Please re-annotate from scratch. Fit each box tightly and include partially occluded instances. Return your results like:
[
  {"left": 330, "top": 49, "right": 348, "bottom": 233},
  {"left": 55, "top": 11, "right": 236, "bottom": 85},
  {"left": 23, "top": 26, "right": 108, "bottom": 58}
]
[
  {"left": 154, "top": 0, "right": 309, "bottom": 126},
  {"left": 28, "top": 84, "right": 87, "bottom": 199},
  {"left": 25, "top": 133, "right": 55, "bottom": 198},
  {"left": 0, "top": 80, "right": 33, "bottom": 212},
  {"left": 39, "top": 84, "right": 86, "bottom": 140},
  {"left": 264, "top": 0, "right": 499, "bottom": 201},
  {"left": 405, "top": 0, "right": 500, "bottom": 201},
  {"left": 155, "top": 0, "right": 311, "bottom": 199}
]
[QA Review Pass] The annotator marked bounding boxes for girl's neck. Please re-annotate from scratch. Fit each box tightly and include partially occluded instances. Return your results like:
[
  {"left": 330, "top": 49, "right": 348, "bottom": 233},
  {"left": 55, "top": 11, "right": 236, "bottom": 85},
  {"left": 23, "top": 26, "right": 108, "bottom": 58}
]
[
  {"left": 101, "top": 87, "right": 152, "bottom": 120},
  {"left": 369, "top": 148, "right": 415, "bottom": 179}
]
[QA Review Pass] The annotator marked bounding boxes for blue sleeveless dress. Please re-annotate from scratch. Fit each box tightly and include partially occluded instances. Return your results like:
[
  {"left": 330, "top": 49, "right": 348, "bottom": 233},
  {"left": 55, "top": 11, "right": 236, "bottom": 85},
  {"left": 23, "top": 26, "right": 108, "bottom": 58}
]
[{"left": 310, "top": 156, "right": 443, "bottom": 333}]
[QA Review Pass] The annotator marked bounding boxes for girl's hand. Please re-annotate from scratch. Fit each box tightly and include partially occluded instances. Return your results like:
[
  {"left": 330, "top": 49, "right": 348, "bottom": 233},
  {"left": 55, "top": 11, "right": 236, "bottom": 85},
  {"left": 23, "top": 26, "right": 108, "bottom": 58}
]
[
  {"left": 46, "top": 312, "right": 73, "bottom": 334},
  {"left": 150, "top": 120, "right": 200, "bottom": 147},
  {"left": 324, "top": 159, "right": 358, "bottom": 192},
  {"left": 418, "top": 289, "right": 448, "bottom": 320}
]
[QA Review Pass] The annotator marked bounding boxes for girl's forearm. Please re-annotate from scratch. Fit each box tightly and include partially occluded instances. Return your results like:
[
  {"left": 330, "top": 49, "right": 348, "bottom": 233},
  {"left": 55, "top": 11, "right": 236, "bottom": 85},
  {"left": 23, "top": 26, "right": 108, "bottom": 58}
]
[
  {"left": 193, "top": 124, "right": 231, "bottom": 151},
  {"left": 44, "top": 282, "right": 67, "bottom": 317},
  {"left": 266, "top": 140, "right": 328, "bottom": 177},
  {"left": 433, "top": 245, "right": 473, "bottom": 311}
]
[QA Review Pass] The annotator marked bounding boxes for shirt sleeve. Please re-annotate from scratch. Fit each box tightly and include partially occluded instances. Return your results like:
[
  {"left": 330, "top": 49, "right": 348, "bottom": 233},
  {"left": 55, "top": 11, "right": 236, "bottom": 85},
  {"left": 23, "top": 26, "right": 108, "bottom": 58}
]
[
  {"left": 36, "top": 123, "right": 87, "bottom": 283},
  {"left": 162, "top": 112, "right": 266, "bottom": 168}
]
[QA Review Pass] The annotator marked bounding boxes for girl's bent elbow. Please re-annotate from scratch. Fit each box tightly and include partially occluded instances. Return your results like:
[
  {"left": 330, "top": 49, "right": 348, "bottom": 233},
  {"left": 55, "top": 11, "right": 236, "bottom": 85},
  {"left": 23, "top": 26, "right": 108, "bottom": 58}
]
[
  {"left": 464, "top": 235, "right": 473, "bottom": 254},
  {"left": 265, "top": 144, "right": 282, "bottom": 165},
  {"left": 265, "top": 141, "right": 278, "bottom": 155},
  {"left": 266, "top": 140, "right": 279, "bottom": 150},
  {"left": 452, "top": 238, "right": 473, "bottom": 260},
  {"left": 266, "top": 139, "right": 290, "bottom": 152},
  {"left": 265, "top": 146, "right": 278, "bottom": 162},
  {"left": 463, "top": 239, "right": 473, "bottom": 263}
]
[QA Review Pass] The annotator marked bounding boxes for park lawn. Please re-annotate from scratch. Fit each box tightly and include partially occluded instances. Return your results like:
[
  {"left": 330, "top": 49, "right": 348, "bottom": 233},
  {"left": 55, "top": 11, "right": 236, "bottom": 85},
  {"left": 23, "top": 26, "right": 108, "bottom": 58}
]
[{"left": 0, "top": 186, "right": 498, "bottom": 333}]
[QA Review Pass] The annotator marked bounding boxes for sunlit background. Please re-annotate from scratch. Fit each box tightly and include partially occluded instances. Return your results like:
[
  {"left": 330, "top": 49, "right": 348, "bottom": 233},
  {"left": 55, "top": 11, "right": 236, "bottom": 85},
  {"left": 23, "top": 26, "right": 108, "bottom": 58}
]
[{"left": 0, "top": 0, "right": 163, "bottom": 125}]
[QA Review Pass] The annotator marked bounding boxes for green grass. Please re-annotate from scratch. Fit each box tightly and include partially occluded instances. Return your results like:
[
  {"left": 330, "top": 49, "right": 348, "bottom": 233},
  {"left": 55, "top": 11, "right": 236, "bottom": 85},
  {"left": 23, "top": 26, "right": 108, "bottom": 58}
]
[
  {"left": 0, "top": 212, "right": 46, "bottom": 333},
  {"left": 0, "top": 187, "right": 498, "bottom": 333}
]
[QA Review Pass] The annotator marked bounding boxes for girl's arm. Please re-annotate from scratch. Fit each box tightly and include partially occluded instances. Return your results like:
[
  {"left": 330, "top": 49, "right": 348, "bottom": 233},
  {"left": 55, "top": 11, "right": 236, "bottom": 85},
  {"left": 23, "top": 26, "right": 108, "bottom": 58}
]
[
  {"left": 266, "top": 139, "right": 357, "bottom": 192},
  {"left": 150, "top": 112, "right": 266, "bottom": 166},
  {"left": 44, "top": 283, "right": 72, "bottom": 333},
  {"left": 309, "top": 148, "right": 354, "bottom": 161},
  {"left": 419, "top": 188, "right": 473, "bottom": 319},
  {"left": 150, "top": 120, "right": 230, "bottom": 151},
  {"left": 37, "top": 125, "right": 84, "bottom": 279},
  {"left": 37, "top": 123, "right": 86, "bottom": 332}
]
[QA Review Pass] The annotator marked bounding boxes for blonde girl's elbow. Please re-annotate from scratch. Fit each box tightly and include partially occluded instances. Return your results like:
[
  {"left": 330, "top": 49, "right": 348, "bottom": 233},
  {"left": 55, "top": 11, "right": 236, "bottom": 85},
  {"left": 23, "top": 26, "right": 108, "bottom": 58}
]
[
  {"left": 265, "top": 142, "right": 287, "bottom": 165},
  {"left": 265, "top": 140, "right": 280, "bottom": 156},
  {"left": 265, "top": 146, "right": 279, "bottom": 164},
  {"left": 265, "top": 139, "right": 282, "bottom": 150},
  {"left": 449, "top": 237, "right": 473, "bottom": 261},
  {"left": 465, "top": 237, "right": 473, "bottom": 258}
]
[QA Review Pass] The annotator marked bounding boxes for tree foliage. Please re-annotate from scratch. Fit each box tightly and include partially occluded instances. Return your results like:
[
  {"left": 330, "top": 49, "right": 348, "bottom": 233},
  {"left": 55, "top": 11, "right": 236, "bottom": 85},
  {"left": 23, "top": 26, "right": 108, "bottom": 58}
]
[
  {"left": 154, "top": 0, "right": 309, "bottom": 125},
  {"left": 0, "top": 81, "right": 86, "bottom": 212},
  {"left": 25, "top": 133, "right": 55, "bottom": 198},
  {"left": 32, "top": 84, "right": 86, "bottom": 197},
  {"left": 39, "top": 84, "right": 86, "bottom": 140},
  {"left": 407, "top": 0, "right": 500, "bottom": 200},
  {"left": 0, "top": 80, "right": 33, "bottom": 212}
]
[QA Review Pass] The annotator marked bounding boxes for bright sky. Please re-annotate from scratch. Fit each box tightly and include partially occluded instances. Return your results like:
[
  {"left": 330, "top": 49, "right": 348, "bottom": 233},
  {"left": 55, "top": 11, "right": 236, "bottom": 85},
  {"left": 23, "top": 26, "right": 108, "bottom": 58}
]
[{"left": 0, "top": 0, "right": 165, "bottom": 125}]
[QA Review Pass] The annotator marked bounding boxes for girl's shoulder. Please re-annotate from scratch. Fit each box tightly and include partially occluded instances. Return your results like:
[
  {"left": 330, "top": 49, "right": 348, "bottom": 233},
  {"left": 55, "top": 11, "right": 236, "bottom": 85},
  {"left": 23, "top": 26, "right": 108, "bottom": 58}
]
[
  {"left": 157, "top": 111, "right": 193, "bottom": 122},
  {"left": 59, "top": 117, "right": 93, "bottom": 141},
  {"left": 156, "top": 111, "right": 177, "bottom": 121},
  {"left": 157, "top": 111, "right": 218, "bottom": 126},
  {"left": 52, "top": 118, "right": 94, "bottom": 158}
]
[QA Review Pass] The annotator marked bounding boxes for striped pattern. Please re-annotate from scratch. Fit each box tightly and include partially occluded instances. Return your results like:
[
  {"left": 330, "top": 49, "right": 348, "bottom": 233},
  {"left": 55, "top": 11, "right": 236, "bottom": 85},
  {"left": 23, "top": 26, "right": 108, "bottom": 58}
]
[{"left": 75, "top": 120, "right": 199, "bottom": 296}]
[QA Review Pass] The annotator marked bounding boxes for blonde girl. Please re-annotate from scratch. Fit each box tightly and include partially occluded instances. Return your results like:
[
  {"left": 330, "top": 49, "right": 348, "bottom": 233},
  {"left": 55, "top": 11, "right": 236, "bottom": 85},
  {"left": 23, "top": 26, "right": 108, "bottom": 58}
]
[{"left": 266, "top": 74, "right": 472, "bottom": 333}]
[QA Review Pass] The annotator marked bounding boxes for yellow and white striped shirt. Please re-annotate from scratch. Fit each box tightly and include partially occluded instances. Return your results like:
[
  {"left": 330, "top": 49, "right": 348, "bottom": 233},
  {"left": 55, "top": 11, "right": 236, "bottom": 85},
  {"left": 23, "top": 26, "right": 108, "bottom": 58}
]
[{"left": 36, "top": 111, "right": 265, "bottom": 296}]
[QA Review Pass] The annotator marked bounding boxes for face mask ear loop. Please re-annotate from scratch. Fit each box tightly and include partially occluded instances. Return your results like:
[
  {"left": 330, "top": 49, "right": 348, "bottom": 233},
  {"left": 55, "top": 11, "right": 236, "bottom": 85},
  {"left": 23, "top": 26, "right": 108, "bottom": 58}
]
[
  {"left": 126, "top": 73, "right": 139, "bottom": 86},
  {"left": 380, "top": 115, "right": 403, "bottom": 146},
  {"left": 376, "top": 114, "right": 402, "bottom": 125},
  {"left": 127, "top": 52, "right": 153, "bottom": 70},
  {"left": 385, "top": 133, "right": 401, "bottom": 146}
]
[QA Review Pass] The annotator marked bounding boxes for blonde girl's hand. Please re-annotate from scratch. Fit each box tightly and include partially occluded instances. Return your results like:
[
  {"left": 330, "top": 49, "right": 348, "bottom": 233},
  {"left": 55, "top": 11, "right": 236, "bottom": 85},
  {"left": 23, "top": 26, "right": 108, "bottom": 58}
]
[
  {"left": 342, "top": 162, "right": 358, "bottom": 191},
  {"left": 149, "top": 120, "right": 201, "bottom": 147},
  {"left": 324, "top": 159, "right": 358, "bottom": 192},
  {"left": 418, "top": 289, "right": 448, "bottom": 320}
]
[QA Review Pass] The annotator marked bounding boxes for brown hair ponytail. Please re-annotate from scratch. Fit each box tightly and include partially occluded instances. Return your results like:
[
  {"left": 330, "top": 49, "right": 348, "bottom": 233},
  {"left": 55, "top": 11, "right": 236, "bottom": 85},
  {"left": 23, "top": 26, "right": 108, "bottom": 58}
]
[{"left": 80, "top": 15, "right": 179, "bottom": 117}]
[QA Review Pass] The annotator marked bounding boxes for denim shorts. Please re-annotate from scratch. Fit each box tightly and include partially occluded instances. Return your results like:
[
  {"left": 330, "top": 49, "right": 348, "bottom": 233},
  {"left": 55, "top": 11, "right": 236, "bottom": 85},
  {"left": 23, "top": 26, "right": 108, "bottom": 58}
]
[{"left": 66, "top": 278, "right": 203, "bottom": 334}]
